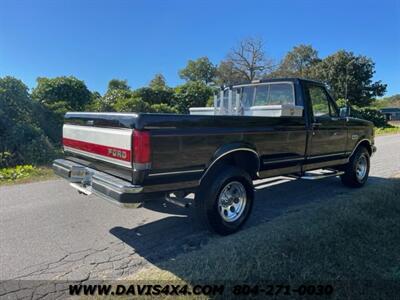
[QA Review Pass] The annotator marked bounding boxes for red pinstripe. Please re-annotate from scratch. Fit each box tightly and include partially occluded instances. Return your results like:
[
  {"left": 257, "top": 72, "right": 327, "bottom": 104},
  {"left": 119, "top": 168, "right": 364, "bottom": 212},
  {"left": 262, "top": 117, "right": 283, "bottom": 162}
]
[{"left": 63, "top": 138, "right": 131, "bottom": 162}]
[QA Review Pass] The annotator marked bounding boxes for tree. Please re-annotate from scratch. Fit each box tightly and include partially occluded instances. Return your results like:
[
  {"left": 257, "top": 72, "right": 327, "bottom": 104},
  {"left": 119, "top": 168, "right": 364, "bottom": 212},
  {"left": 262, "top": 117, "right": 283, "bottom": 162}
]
[
  {"left": 272, "top": 44, "right": 320, "bottom": 77},
  {"left": 216, "top": 60, "right": 247, "bottom": 86},
  {"left": 0, "top": 76, "right": 55, "bottom": 166},
  {"left": 173, "top": 81, "right": 213, "bottom": 113},
  {"left": 101, "top": 89, "right": 133, "bottom": 111},
  {"left": 107, "top": 79, "right": 130, "bottom": 91},
  {"left": 150, "top": 103, "right": 178, "bottom": 113},
  {"left": 132, "top": 87, "right": 174, "bottom": 105},
  {"left": 32, "top": 76, "right": 92, "bottom": 111},
  {"left": 94, "top": 80, "right": 132, "bottom": 112},
  {"left": 149, "top": 73, "right": 167, "bottom": 90},
  {"left": 0, "top": 76, "right": 31, "bottom": 121},
  {"left": 179, "top": 57, "right": 217, "bottom": 84},
  {"left": 310, "top": 50, "right": 387, "bottom": 106},
  {"left": 113, "top": 96, "right": 151, "bottom": 113},
  {"left": 218, "top": 38, "right": 274, "bottom": 84}
]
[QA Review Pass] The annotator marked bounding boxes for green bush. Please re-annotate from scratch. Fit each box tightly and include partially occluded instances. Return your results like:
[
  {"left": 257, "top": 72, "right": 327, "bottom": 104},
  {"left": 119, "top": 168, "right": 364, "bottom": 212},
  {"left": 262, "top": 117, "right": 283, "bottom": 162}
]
[
  {"left": 32, "top": 102, "right": 63, "bottom": 144},
  {"left": 31, "top": 76, "right": 91, "bottom": 111},
  {"left": 0, "top": 165, "right": 35, "bottom": 181},
  {"left": 375, "top": 126, "right": 400, "bottom": 135},
  {"left": 0, "top": 152, "right": 13, "bottom": 167},
  {"left": 352, "top": 107, "right": 387, "bottom": 127},
  {"left": 173, "top": 81, "right": 213, "bottom": 113},
  {"left": 0, "top": 76, "right": 57, "bottom": 167},
  {"left": 113, "top": 96, "right": 151, "bottom": 113},
  {"left": 150, "top": 103, "right": 178, "bottom": 113},
  {"left": 335, "top": 98, "right": 347, "bottom": 108},
  {"left": 335, "top": 98, "right": 387, "bottom": 128},
  {"left": 132, "top": 87, "right": 175, "bottom": 105}
]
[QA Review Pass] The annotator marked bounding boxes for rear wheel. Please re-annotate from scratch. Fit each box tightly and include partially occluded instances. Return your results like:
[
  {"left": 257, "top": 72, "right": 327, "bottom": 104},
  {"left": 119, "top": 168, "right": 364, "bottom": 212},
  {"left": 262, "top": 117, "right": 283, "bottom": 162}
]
[
  {"left": 195, "top": 166, "right": 254, "bottom": 235},
  {"left": 341, "top": 146, "right": 370, "bottom": 187}
]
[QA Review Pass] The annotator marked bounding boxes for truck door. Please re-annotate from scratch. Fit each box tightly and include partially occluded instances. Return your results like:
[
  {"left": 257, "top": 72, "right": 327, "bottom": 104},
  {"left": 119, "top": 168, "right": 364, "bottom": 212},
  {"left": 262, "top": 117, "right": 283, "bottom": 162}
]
[{"left": 304, "top": 83, "right": 347, "bottom": 169}]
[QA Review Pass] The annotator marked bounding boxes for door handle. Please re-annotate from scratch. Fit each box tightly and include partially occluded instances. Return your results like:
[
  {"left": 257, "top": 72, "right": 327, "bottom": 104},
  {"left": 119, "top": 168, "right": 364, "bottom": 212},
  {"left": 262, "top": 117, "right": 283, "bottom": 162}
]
[{"left": 311, "top": 122, "right": 322, "bottom": 135}]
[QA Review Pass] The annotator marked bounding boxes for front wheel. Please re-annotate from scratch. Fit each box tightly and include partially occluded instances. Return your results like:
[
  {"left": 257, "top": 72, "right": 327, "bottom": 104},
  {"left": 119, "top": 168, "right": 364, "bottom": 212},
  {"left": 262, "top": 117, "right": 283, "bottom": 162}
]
[
  {"left": 195, "top": 166, "right": 254, "bottom": 235},
  {"left": 341, "top": 146, "right": 370, "bottom": 187}
]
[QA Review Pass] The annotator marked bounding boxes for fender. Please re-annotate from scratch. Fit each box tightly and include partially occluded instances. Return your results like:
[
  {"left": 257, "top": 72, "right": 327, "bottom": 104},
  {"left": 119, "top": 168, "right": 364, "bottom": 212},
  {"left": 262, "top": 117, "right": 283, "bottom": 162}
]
[
  {"left": 200, "top": 142, "right": 260, "bottom": 182},
  {"left": 348, "top": 138, "right": 373, "bottom": 158}
]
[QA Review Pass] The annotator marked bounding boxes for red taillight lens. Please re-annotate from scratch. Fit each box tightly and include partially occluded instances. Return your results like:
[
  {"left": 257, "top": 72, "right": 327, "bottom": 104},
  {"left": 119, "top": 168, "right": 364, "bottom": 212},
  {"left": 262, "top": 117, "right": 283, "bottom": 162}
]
[{"left": 133, "top": 130, "right": 151, "bottom": 164}]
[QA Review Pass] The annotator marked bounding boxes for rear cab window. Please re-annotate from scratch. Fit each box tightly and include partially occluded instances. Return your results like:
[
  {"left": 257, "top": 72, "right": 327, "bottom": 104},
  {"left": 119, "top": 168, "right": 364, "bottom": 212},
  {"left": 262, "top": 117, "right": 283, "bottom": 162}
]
[{"left": 242, "top": 82, "right": 296, "bottom": 107}]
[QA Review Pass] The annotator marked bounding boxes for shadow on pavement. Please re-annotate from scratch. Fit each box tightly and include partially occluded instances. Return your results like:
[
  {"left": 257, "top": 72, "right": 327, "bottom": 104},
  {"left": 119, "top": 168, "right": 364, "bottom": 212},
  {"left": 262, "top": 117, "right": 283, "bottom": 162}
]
[{"left": 110, "top": 175, "right": 390, "bottom": 267}]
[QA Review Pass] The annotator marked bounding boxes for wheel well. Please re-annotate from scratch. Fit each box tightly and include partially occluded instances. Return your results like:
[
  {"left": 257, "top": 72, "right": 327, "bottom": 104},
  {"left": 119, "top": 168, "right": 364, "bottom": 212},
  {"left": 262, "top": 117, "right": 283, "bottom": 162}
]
[
  {"left": 356, "top": 140, "right": 372, "bottom": 156},
  {"left": 201, "top": 150, "right": 260, "bottom": 182}
]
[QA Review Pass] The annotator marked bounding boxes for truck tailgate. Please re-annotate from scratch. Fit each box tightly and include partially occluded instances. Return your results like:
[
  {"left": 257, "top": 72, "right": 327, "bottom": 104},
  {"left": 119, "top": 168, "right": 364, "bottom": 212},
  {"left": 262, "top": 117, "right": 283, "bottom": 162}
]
[{"left": 63, "top": 124, "right": 133, "bottom": 169}]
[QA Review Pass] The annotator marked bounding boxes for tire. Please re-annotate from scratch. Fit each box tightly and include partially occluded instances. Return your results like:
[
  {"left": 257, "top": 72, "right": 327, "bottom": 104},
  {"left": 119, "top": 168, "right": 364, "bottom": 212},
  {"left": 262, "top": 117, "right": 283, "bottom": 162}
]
[
  {"left": 195, "top": 166, "right": 254, "bottom": 235},
  {"left": 340, "top": 146, "right": 370, "bottom": 188}
]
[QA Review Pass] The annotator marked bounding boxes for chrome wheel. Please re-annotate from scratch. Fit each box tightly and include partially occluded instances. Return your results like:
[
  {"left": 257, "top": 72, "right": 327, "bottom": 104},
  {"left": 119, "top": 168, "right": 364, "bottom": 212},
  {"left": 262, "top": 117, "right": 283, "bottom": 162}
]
[
  {"left": 356, "top": 154, "right": 367, "bottom": 181},
  {"left": 217, "top": 181, "right": 247, "bottom": 222}
]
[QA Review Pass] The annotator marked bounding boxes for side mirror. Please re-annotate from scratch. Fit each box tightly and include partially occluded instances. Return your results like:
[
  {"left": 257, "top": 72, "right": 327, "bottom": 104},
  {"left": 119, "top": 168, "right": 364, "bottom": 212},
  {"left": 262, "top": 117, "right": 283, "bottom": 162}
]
[{"left": 340, "top": 106, "right": 351, "bottom": 118}]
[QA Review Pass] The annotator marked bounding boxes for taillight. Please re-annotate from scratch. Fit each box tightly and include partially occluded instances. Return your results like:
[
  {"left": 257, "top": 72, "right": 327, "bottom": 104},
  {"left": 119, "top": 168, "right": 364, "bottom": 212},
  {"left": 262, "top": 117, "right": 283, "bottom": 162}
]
[{"left": 133, "top": 130, "right": 151, "bottom": 164}]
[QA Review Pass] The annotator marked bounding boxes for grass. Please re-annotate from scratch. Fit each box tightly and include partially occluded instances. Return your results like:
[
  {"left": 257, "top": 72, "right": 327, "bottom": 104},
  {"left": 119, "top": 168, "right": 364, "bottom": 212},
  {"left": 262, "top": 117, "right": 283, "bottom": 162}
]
[
  {"left": 0, "top": 165, "right": 55, "bottom": 186},
  {"left": 375, "top": 121, "right": 400, "bottom": 136},
  {"left": 389, "top": 120, "right": 400, "bottom": 127},
  {"left": 127, "top": 175, "right": 400, "bottom": 299},
  {"left": 375, "top": 126, "right": 400, "bottom": 136}
]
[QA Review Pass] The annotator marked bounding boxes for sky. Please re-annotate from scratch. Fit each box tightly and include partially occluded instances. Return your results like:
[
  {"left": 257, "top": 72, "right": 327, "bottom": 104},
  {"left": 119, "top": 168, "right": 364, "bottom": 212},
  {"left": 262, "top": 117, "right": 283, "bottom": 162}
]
[{"left": 1, "top": 0, "right": 399, "bottom": 96}]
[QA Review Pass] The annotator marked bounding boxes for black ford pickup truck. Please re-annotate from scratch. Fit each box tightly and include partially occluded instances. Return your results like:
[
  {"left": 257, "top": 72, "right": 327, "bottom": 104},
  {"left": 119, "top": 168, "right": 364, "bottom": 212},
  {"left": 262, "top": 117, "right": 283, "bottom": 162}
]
[{"left": 53, "top": 78, "right": 376, "bottom": 235}]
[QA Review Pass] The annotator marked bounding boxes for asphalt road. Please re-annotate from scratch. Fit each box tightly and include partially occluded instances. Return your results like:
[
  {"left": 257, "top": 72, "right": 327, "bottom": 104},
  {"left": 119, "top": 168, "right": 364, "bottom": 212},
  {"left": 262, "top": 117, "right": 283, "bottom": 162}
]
[{"left": 1, "top": 135, "right": 399, "bottom": 283}]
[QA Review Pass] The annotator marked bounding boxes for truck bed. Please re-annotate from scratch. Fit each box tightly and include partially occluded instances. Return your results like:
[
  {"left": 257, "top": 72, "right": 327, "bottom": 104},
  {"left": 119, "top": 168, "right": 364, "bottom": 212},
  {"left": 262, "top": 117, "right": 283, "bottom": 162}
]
[{"left": 63, "top": 112, "right": 307, "bottom": 186}]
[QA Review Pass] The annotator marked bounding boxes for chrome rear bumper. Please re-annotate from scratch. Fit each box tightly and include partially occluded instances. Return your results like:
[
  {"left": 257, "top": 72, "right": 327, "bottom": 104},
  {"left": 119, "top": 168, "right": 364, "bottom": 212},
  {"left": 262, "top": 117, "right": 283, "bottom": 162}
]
[{"left": 52, "top": 159, "right": 143, "bottom": 208}]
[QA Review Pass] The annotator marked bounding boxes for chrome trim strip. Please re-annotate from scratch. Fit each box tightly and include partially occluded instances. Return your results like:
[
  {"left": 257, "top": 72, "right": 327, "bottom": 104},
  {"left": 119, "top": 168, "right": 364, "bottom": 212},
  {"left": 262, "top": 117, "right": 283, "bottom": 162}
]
[
  {"left": 148, "top": 169, "right": 204, "bottom": 177},
  {"left": 307, "top": 152, "right": 345, "bottom": 160},
  {"left": 257, "top": 151, "right": 353, "bottom": 170},
  {"left": 200, "top": 148, "right": 259, "bottom": 183},
  {"left": 262, "top": 157, "right": 304, "bottom": 164}
]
